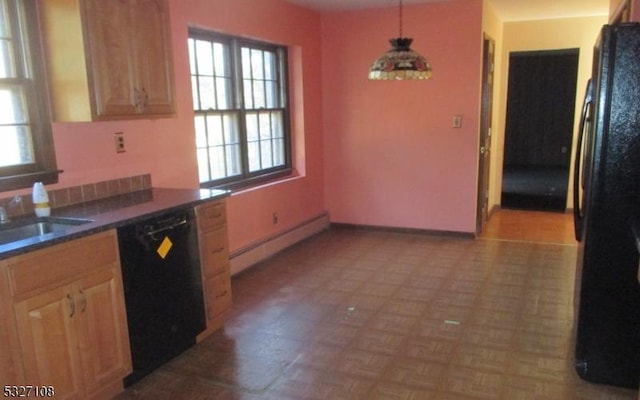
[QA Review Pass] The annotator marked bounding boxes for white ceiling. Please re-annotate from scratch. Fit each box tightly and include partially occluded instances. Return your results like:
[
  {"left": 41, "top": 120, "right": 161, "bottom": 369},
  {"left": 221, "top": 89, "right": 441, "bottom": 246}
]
[{"left": 285, "top": 0, "right": 609, "bottom": 21}]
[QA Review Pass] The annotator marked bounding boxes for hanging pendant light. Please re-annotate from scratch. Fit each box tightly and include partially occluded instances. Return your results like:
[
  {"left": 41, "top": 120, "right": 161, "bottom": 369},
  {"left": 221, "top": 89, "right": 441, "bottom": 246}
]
[{"left": 368, "top": 0, "right": 432, "bottom": 80}]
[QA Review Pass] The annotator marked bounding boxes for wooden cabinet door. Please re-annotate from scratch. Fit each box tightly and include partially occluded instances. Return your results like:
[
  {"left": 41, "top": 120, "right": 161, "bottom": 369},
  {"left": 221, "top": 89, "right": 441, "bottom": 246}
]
[
  {"left": 130, "top": 0, "right": 175, "bottom": 116},
  {"left": 75, "top": 268, "right": 132, "bottom": 394},
  {"left": 82, "top": 0, "right": 138, "bottom": 118},
  {"left": 13, "top": 286, "right": 84, "bottom": 400}
]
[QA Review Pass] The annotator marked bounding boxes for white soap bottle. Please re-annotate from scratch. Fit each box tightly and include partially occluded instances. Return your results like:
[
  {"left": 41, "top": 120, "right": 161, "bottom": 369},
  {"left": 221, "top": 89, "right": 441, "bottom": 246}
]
[{"left": 32, "top": 182, "right": 50, "bottom": 217}]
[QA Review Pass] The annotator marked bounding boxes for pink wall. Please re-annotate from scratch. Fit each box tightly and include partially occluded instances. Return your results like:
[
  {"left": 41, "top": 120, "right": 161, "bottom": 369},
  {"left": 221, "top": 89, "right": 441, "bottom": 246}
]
[
  {"left": 169, "top": 0, "right": 325, "bottom": 252},
  {"left": 322, "top": 0, "right": 483, "bottom": 234},
  {"left": 3, "top": 0, "right": 325, "bottom": 254}
]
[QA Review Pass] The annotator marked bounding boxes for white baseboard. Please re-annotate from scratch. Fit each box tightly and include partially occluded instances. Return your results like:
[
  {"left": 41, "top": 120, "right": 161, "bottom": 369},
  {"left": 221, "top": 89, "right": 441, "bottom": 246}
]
[{"left": 229, "top": 212, "right": 329, "bottom": 276}]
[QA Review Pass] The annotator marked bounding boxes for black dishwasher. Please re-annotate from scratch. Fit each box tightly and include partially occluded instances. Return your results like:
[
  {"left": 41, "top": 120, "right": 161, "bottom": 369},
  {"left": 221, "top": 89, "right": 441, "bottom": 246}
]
[{"left": 117, "top": 208, "right": 205, "bottom": 387}]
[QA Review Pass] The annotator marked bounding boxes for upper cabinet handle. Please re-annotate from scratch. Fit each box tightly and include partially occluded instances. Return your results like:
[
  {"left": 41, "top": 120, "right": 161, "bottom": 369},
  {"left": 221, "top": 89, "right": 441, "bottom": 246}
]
[
  {"left": 67, "top": 294, "right": 75, "bottom": 318},
  {"left": 78, "top": 289, "right": 87, "bottom": 313}
]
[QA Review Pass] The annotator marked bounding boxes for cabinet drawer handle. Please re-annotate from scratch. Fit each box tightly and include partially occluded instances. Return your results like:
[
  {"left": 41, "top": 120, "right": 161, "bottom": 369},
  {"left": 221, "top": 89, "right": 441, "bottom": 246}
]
[
  {"left": 78, "top": 289, "right": 87, "bottom": 313},
  {"left": 212, "top": 246, "right": 225, "bottom": 254},
  {"left": 67, "top": 294, "right": 75, "bottom": 318},
  {"left": 215, "top": 290, "right": 227, "bottom": 298},
  {"left": 141, "top": 87, "right": 148, "bottom": 107}
]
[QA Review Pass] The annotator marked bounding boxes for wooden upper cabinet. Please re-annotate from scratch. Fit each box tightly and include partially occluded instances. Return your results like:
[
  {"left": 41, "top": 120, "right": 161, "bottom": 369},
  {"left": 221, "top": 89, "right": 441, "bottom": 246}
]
[
  {"left": 40, "top": 0, "right": 176, "bottom": 121},
  {"left": 129, "top": 0, "right": 176, "bottom": 115},
  {"left": 82, "top": 0, "right": 138, "bottom": 117}
]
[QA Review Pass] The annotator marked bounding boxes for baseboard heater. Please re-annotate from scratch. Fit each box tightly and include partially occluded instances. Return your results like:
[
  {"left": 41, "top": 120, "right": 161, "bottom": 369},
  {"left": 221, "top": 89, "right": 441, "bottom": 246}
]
[{"left": 229, "top": 212, "right": 330, "bottom": 275}]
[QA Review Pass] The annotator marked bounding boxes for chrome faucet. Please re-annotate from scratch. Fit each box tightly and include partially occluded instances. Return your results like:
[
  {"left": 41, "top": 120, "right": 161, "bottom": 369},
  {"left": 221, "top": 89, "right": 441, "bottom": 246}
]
[{"left": 0, "top": 196, "right": 20, "bottom": 224}]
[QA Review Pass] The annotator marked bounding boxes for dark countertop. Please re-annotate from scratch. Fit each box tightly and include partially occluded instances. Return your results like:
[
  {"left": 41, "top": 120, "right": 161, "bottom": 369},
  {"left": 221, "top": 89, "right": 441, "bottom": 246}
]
[{"left": 0, "top": 187, "right": 229, "bottom": 260}]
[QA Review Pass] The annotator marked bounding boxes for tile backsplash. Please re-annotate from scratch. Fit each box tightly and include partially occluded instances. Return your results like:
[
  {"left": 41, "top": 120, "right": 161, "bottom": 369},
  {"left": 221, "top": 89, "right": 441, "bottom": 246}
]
[{"left": 0, "top": 174, "right": 151, "bottom": 219}]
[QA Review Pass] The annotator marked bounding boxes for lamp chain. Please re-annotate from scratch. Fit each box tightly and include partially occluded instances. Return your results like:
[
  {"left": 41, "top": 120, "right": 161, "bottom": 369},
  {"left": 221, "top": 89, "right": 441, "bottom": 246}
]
[{"left": 399, "top": 0, "right": 403, "bottom": 38}]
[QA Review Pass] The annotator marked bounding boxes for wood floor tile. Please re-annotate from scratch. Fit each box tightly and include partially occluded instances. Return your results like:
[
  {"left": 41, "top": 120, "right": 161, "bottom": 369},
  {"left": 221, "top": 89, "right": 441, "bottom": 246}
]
[
  {"left": 385, "top": 357, "right": 447, "bottom": 390},
  {"left": 440, "top": 366, "right": 505, "bottom": 399},
  {"left": 368, "top": 382, "right": 436, "bottom": 400},
  {"left": 116, "top": 223, "right": 636, "bottom": 400}
]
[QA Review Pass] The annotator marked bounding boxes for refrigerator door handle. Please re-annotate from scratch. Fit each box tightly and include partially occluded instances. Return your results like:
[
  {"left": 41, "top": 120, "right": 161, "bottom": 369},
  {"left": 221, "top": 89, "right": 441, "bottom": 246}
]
[{"left": 573, "top": 79, "right": 593, "bottom": 241}]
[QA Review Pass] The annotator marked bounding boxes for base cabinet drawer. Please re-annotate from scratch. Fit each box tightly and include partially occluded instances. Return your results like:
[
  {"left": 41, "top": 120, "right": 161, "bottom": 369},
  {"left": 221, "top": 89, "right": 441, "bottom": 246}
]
[
  {"left": 195, "top": 200, "right": 232, "bottom": 339},
  {"left": 205, "top": 272, "right": 232, "bottom": 320},
  {"left": 200, "top": 227, "right": 229, "bottom": 276}
]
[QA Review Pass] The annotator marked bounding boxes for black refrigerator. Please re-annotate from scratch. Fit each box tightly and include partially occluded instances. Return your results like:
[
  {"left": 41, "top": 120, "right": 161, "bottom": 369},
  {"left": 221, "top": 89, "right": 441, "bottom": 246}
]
[{"left": 573, "top": 23, "right": 640, "bottom": 389}]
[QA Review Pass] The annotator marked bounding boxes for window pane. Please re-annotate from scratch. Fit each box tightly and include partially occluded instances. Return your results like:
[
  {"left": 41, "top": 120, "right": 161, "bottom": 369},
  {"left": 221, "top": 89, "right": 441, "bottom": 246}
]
[
  {"left": 209, "top": 146, "right": 226, "bottom": 180},
  {"left": 253, "top": 80, "right": 265, "bottom": 108},
  {"left": 261, "top": 140, "right": 273, "bottom": 168},
  {"left": 0, "top": 125, "right": 34, "bottom": 167},
  {"left": 0, "top": 0, "right": 16, "bottom": 79},
  {"left": 197, "top": 148, "right": 210, "bottom": 183},
  {"left": 207, "top": 115, "right": 223, "bottom": 146},
  {"left": 273, "top": 138, "right": 285, "bottom": 166},
  {"left": 272, "top": 111, "right": 283, "bottom": 138},
  {"left": 241, "top": 47, "right": 251, "bottom": 78},
  {"left": 243, "top": 78, "right": 253, "bottom": 109},
  {"left": 216, "top": 77, "right": 230, "bottom": 109},
  {"left": 251, "top": 49, "right": 264, "bottom": 79},
  {"left": 194, "top": 115, "right": 207, "bottom": 148},
  {"left": 198, "top": 77, "right": 215, "bottom": 110},
  {"left": 213, "top": 42, "right": 227, "bottom": 76},
  {"left": 191, "top": 76, "right": 199, "bottom": 109},
  {"left": 248, "top": 141, "right": 260, "bottom": 172},
  {"left": 259, "top": 113, "right": 271, "bottom": 139},
  {"left": 226, "top": 144, "right": 241, "bottom": 176},
  {"left": 0, "top": 85, "right": 27, "bottom": 124},
  {"left": 0, "top": 40, "right": 15, "bottom": 78},
  {"left": 265, "top": 81, "right": 277, "bottom": 108},
  {"left": 246, "top": 112, "right": 258, "bottom": 141},
  {"left": 264, "top": 51, "right": 275, "bottom": 80},
  {"left": 188, "top": 38, "right": 196, "bottom": 75},
  {"left": 195, "top": 40, "right": 213, "bottom": 76},
  {"left": 223, "top": 114, "right": 238, "bottom": 144}
]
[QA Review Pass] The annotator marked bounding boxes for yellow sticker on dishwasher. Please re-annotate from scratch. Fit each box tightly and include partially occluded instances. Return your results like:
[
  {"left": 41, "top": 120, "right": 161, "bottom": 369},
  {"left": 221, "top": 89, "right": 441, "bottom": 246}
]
[{"left": 157, "top": 236, "right": 173, "bottom": 259}]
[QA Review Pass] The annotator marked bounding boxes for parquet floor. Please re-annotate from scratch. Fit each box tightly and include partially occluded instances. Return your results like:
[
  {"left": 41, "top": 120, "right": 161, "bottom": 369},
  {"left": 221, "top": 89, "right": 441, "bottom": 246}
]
[
  {"left": 479, "top": 208, "right": 577, "bottom": 245},
  {"left": 116, "top": 211, "right": 637, "bottom": 399}
]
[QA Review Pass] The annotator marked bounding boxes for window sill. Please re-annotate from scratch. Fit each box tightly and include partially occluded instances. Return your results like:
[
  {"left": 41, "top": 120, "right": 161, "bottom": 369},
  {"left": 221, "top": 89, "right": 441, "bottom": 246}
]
[
  {"left": 0, "top": 170, "right": 63, "bottom": 192},
  {"left": 201, "top": 169, "right": 301, "bottom": 194}
]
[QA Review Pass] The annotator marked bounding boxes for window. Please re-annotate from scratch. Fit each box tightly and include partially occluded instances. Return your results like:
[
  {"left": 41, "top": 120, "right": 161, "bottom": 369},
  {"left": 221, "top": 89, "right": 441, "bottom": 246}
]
[
  {"left": 0, "top": 0, "right": 58, "bottom": 191},
  {"left": 188, "top": 29, "right": 291, "bottom": 189}
]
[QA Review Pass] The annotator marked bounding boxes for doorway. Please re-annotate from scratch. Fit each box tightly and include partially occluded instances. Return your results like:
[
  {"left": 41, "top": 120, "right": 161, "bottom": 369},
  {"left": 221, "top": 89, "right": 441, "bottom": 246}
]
[{"left": 501, "top": 48, "right": 579, "bottom": 212}]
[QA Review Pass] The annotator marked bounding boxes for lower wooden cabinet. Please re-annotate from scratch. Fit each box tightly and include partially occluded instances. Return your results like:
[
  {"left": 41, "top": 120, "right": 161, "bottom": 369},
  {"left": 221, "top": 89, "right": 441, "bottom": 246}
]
[
  {"left": 13, "top": 285, "right": 85, "bottom": 399},
  {"left": 0, "top": 230, "right": 132, "bottom": 399},
  {"left": 195, "top": 200, "right": 232, "bottom": 340}
]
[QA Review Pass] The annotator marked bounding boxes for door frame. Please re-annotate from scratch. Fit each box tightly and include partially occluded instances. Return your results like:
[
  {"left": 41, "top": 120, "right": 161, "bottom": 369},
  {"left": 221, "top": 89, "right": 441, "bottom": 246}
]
[{"left": 476, "top": 34, "right": 495, "bottom": 235}]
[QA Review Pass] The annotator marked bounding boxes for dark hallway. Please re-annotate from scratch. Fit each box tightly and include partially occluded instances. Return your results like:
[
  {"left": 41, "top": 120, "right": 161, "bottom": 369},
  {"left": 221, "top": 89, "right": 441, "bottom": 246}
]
[{"left": 501, "top": 49, "right": 579, "bottom": 212}]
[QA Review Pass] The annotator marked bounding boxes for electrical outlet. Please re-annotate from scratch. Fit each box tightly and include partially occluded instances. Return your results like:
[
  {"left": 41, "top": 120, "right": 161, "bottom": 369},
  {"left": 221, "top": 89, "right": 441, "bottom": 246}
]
[
  {"left": 114, "top": 132, "right": 126, "bottom": 153},
  {"left": 452, "top": 115, "right": 463, "bottom": 129},
  {"left": 272, "top": 212, "right": 279, "bottom": 225}
]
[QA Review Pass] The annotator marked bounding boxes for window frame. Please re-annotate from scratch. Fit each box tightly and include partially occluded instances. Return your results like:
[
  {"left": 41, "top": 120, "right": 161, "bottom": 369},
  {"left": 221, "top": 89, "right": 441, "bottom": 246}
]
[
  {"left": 188, "top": 28, "right": 292, "bottom": 190},
  {"left": 0, "top": 0, "right": 59, "bottom": 192}
]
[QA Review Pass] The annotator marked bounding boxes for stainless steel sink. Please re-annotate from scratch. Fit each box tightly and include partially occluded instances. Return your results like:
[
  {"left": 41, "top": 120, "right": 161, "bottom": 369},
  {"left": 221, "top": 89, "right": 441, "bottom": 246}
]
[{"left": 0, "top": 217, "right": 94, "bottom": 246}]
